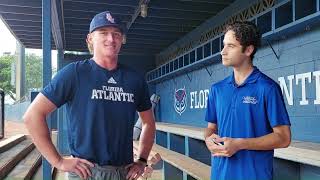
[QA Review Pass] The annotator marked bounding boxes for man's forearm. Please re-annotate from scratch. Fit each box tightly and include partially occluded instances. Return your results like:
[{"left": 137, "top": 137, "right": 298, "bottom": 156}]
[
  {"left": 24, "top": 112, "right": 62, "bottom": 167},
  {"left": 137, "top": 122, "right": 155, "bottom": 160},
  {"left": 204, "top": 127, "right": 217, "bottom": 139},
  {"left": 239, "top": 130, "right": 291, "bottom": 151}
]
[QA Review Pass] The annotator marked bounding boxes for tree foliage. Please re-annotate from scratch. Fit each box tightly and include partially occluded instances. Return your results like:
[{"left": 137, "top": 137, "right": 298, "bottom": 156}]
[
  {"left": 0, "top": 55, "right": 15, "bottom": 99},
  {"left": 25, "top": 53, "right": 42, "bottom": 91},
  {"left": 0, "top": 53, "right": 43, "bottom": 100}
]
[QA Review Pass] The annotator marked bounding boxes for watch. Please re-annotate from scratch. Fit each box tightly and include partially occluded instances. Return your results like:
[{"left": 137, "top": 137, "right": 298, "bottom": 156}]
[{"left": 136, "top": 157, "right": 148, "bottom": 166}]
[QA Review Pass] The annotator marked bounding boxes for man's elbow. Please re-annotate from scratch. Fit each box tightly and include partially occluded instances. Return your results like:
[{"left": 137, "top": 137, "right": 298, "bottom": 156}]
[
  {"left": 23, "top": 112, "right": 32, "bottom": 127},
  {"left": 280, "top": 139, "right": 291, "bottom": 148},
  {"left": 23, "top": 108, "right": 38, "bottom": 128},
  {"left": 275, "top": 126, "right": 291, "bottom": 148},
  {"left": 280, "top": 134, "right": 291, "bottom": 148}
]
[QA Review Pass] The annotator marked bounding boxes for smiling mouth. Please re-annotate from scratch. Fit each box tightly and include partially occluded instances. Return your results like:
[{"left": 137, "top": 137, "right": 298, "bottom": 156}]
[{"left": 105, "top": 45, "right": 116, "bottom": 48}]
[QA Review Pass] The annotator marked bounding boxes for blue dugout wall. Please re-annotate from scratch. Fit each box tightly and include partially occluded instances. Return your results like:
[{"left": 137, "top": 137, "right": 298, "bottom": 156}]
[{"left": 150, "top": 0, "right": 320, "bottom": 142}]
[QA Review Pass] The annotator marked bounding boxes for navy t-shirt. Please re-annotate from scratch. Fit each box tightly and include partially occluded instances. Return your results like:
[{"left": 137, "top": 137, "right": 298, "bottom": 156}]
[
  {"left": 205, "top": 67, "right": 291, "bottom": 180},
  {"left": 41, "top": 59, "right": 152, "bottom": 166}
]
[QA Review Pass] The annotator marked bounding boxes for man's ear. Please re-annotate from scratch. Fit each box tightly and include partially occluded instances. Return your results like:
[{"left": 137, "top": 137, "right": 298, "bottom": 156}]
[
  {"left": 122, "top": 34, "right": 126, "bottom": 44},
  {"left": 86, "top": 33, "right": 92, "bottom": 44},
  {"left": 245, "top": 45, "right": 254, "bottom": 57}
]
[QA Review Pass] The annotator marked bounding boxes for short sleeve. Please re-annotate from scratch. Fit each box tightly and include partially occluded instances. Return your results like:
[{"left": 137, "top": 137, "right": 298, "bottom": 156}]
[
  {"left": 205, "top": 86, "right": 217, "bottom": 123},
  {"left": 266, "top": 84, "right": 291, "bottom": 127},
  {"left": 41, "top": 63, "right": 76, "bottom": 108},
  {"left": 136, "top": 78, "right": 152, "bottom": 112}
]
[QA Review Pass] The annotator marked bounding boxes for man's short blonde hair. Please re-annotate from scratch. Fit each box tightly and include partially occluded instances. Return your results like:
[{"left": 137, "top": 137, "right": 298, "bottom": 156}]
[{"left": 86, "top": 38, "right": 93, "bottom": 54}]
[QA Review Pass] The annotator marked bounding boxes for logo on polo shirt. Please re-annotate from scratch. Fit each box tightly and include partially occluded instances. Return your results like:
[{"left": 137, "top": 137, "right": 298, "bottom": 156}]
[
  {"left": 174, "top": 88, "right": 187, "bottom": 115},
  {"left": 107, "top": 77, "right": 117, "bottom": 84},
  {"left": 242, "top": 96, "right": 258, "bottom": 104}
]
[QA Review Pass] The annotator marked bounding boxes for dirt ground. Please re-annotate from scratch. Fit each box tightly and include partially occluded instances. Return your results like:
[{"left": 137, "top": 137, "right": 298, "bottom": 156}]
[{"left": 1, "top": 120, "right": 29, "bottom": 141}]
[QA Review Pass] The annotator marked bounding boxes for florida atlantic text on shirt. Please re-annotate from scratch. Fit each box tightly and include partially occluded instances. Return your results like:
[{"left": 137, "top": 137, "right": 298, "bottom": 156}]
[{"left": 91, "top": 85, "right": 134, "bottom": 102}]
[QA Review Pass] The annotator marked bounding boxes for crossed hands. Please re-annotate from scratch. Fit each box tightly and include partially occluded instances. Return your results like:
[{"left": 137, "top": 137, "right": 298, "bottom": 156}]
[{"left": 205, "top": 133, "right": 243, "bottom": 157}]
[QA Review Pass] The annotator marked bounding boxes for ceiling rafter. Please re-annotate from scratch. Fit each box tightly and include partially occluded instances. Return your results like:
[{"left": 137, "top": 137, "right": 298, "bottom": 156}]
[{"left": 0, "top": 0, "right": 236, "bottom": 55}]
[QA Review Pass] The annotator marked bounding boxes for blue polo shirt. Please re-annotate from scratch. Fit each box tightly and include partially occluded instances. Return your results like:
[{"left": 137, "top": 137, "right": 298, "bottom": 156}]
[
  {"left": 41, "top": 59, "right": 151, "bottom": 166},
  {"left": 205, "top": 67, "right": 290, "bottom": 180}
]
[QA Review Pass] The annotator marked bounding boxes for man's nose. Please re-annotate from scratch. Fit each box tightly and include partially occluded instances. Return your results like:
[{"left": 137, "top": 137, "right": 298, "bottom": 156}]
[
  {"left": 106, "top": 33, "right": 114, "bottom": 42},
  {"left": 221, "top": 46, "right": 226, "bottom": 56}
]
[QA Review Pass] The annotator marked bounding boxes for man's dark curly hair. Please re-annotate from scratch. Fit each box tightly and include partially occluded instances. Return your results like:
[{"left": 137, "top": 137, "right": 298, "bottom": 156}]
[{"left": 224, "top": 21, "right": 261, "bottom": 60}]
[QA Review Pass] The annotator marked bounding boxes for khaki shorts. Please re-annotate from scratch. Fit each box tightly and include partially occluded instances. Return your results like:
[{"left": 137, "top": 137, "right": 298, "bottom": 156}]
[{"left": 67, "top": 163, "right": 128, "bottom": 180}]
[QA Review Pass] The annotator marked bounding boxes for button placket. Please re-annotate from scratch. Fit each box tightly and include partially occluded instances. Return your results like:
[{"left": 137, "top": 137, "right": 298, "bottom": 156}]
[{"left": 231, "top": 85, "right": 238, "bottom": 109}]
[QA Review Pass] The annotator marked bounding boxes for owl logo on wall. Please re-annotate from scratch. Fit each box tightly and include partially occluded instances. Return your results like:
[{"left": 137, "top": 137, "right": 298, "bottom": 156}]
[{"left": 174, "top": 87, "right": 187, "bottom": 115}]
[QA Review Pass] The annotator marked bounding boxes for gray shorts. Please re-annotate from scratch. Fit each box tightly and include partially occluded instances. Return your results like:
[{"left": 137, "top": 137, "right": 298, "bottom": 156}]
[{"left": 67, "top": 164, "right": 128, "bottom": 180}]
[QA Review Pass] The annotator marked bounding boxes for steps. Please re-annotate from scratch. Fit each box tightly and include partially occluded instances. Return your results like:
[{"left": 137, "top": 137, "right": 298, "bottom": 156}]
[
  {"left": 31, "top": 164, "right": 42, "bottom": 180},
  {"left": 0, "top": 134, "right": 42, "bottom": 180},
  {"left": 133, "top": 140, "right": 210, "bottom": 180},
  {"left": 4, "top": 148, "right": 41, "bottom": 180},
  {"left": 0, "top": 134, "right": 26, "bottom": 153}
]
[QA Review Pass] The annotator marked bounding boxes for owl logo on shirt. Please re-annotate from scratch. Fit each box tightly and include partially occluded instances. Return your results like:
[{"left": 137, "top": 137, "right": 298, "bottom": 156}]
[{"left": 174, "top": 88, "right": 187, "bottom": 115}]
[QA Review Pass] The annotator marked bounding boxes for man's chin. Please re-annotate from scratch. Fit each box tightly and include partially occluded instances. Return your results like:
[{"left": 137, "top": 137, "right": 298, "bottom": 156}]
[
  {"left": 222, "top": 61, "right": 231, "bottom": 67},
  {"left": 103, "top": 51, "right": 119, "bottom": 57}
]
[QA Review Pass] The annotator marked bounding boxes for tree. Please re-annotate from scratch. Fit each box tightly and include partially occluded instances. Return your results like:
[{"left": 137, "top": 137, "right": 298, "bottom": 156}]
[
  {"left": 0, "top": 55, "right": 15, "bottom": 99},
  {"left": 0, "top": 53, "right": 43, "bottom": 101},
  {"left": 25, "top": 53, "right": 42, "bottom": 91}
]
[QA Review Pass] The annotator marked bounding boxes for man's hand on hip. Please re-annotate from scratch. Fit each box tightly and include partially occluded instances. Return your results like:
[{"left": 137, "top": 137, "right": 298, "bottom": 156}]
[
  {"left": 125, "top": 161, "right": 146, "bottom": 180},
  {"left": 55, "top": 156, "right": 94, "bottom": 179}
]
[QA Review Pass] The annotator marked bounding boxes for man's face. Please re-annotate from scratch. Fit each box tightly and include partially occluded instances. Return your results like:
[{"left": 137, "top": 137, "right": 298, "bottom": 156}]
[
  {"left": 87, "top": 26, "right": 123, "bottom": 58},
  {"left": 221, "top": 30, "right": 250, "bottom": 67}
]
